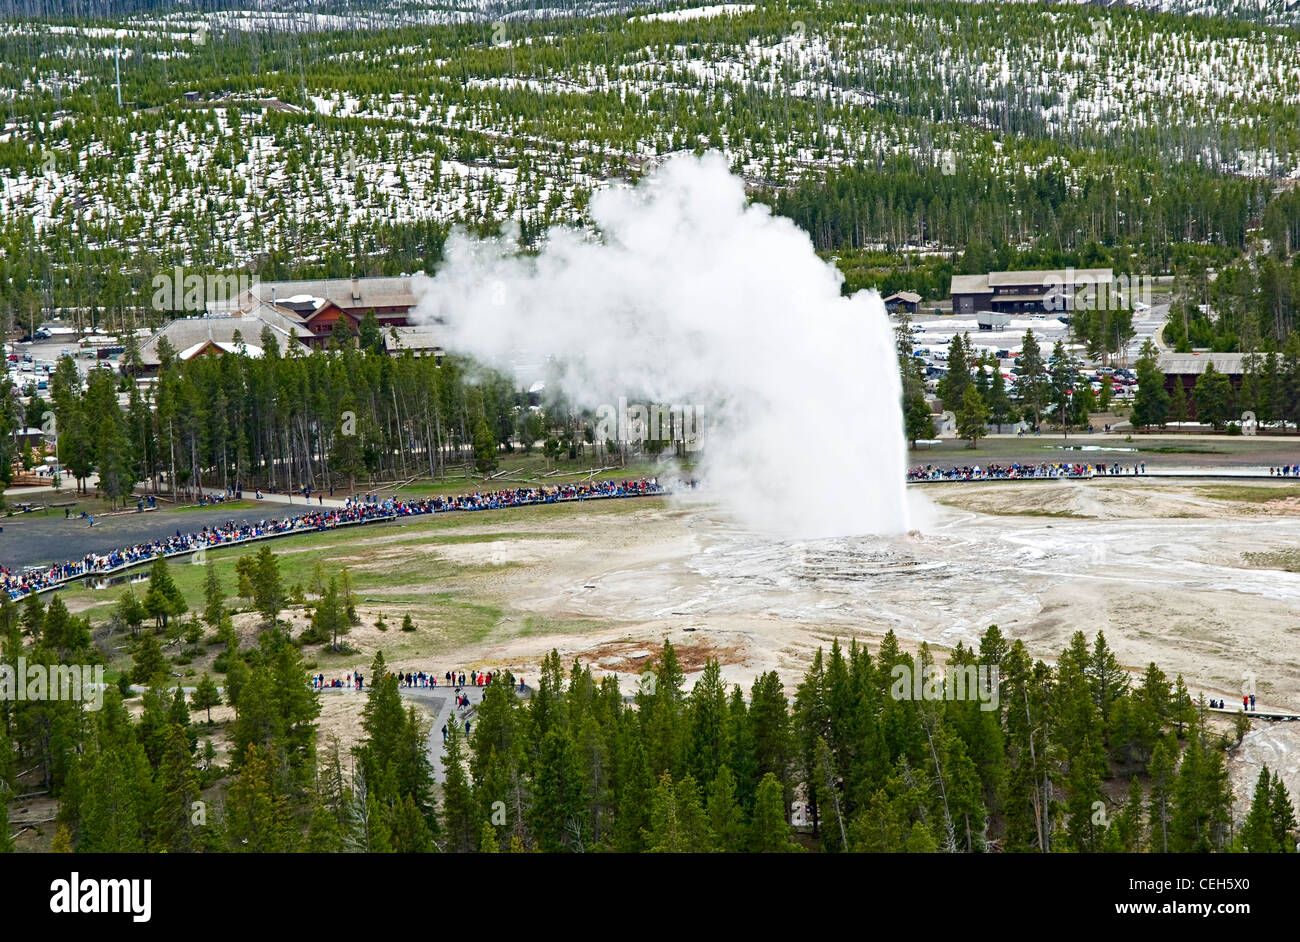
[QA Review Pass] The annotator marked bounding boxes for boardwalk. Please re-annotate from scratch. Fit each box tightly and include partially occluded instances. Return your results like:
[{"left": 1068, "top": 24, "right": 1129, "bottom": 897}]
[{"left": 1208, "top": 705, "right": 1300, "bottom": 721}]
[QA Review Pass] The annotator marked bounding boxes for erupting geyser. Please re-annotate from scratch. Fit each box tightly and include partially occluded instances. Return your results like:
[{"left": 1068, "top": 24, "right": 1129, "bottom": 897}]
[{"left": 415, "top": 152, "right": 910, "bottom": 538}]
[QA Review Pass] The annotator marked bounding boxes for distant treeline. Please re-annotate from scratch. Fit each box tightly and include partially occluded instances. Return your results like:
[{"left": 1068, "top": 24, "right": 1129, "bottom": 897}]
[
  {"left": 23, "top": 328, "right": 669, "bottom": 507},
  {"left": 771, "top": 160, "right": 1263, "bottom": 270}
]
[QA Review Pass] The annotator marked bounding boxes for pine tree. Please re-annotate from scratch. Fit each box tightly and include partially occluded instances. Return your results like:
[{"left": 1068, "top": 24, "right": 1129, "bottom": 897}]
[
  {"left": 938, "top": 331, "right": 972, "bottom": 409},
  {"left": 530, "top": 726, "right": 586, "bottom": 852},
  {"left": 705, "top": 764, "right": 746, "bottom": 852},
  {"left": 50, "top": 825, "right": 73, "bottom": 853},
  {"left": 339, "top": 568, "right": 359, "bottom": 625},
  {"left": 1193, "top": 362, "right": 1235, "bottom": 429},
  {"left": 441, "top": 724, "right": 477, "bottom": 853},
  {"left": 1132, "top": 339, "right": 1170, "bottom": 429},
  {"left": 986, "top": 364, "right": 1015, "bottom": 431},
  {"left": 956, "top": 384, "right": 990, "bottom": 448},
  {"left": 749, "top": 674, "right": 793, "bottom": 804},
  {"left": 130, "top": 632, "right": 168, "bottom": 686},
  {"left": 683, "top": 660, "right": 731, "bottom": 790},
  {"left": 643, "top": 772, "right": 685, "bottom": 853},
  {"left": 1087, "top": 631, "right": 1129, "bottom": 739},
  {"left": 306, "top": 801, "right": 345, "bottom": 853},
  {"left": 793, "top": 649, "right": 828, "bottom": 839},
  {"left": 388, "top": 794, "right": 435, "bottom": 853},
  {"left": 1147, "top": 736, "right": 1177, "bottom": 853},
  {"left": 480, "top": 819, "right": 501, "bottom": 853},
  {"left": 1239, "top": 766, "right": 1279, "bottom": 852},
  {"left": 20, "top": 592, "right": 43, "bottom": 639},
  {"left": 1064, "top": 735, "right": 1108, "bottom": 853},
  {"left": 226, "top": 744, "right": 297, "bottom": 852},
  {"left": 750, "top": 772, "right": 800, "bottom": 852},
  {"left": 201, "top": 561, "right": 229, "bottom": 639},
  {"left": 114, "top": 589, "right": 146, "bottom": 637},
  {"left": 1269, "top": 772, "right": 1298, "bottom": 853},
  {"left": 191, "top": 674, "right": 222, "bottom": 724},
  {"left": 903, "top": 382, "right": 936, "bottom": 445},
  {"left": 1017, "top": 329, "right": 1048, "bottom": 427},
  {"left": 76, "top": 693, "right": 156, "bottom": 852},
  {"left": 1168, "top": 374, "right": 1188, "bottom": 425},
  {"left": 674, "top": 774, "right": 714, "bottom": 852},
  {"left": 1169, "top": 718, "right": 1233, "bottom": 853},
  {"left": 1116, "top": 776, "right": 1146, "bottom": 852},
  {"left": 143, "top": 556, "right": 187, "bottom": 631},
  {"left": 41, "top": 596, "right": 90, "bottom": 659},
  {"left": 250, "top": 546, "right": 283, "bottom": 628},
  {"left": 152, "top": 723, "right": 202, "bottom": 852},
  {"left": 306, "top": 577, "right": 348, "bottom": 648}
]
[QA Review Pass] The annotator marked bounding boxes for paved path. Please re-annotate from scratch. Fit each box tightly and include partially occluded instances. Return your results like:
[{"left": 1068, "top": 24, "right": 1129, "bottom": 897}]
[
  {"left": 400, "top": 683, "right": 531, "bottom": 783},
  {"left": 197, "top": 487, "right": 349, "bottom": 510},
  {"left": 403, "top": 686, "right": 476, "bottom": 784},
  {"left": 315, "top": 682, "right": 531, "bottom": 783},
  {"left": 0, "top": 502, "right": 316, "bottom": 570}
]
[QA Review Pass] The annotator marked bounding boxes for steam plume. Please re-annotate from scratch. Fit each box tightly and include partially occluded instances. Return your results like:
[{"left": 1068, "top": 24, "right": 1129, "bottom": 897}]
[{"left": 414, "top": 152, "right": 910, "bottom": 538}]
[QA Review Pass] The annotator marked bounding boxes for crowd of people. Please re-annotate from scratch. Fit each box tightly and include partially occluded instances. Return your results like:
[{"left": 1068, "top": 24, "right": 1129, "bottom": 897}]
[
  {"left": 394, "top": 668, "right": 514, "bottom": 689},
  {"left": 1269, "top": 466, "right": 1300, "bottom": 476},
  {"left": 312, "top": 672, "right": 365, "bottom": 691},
  {"left": 1205, "top": 695, "right": 1260, "bottom": 712},
  {"left": 313, "top": 667, "right": 523, "bottom": 692},
  {"left": 907, "top": 462, "right": 1147, "bottom": 481},
  {"left": 0, "top": 478, "right": 664, "bottom": 601}
]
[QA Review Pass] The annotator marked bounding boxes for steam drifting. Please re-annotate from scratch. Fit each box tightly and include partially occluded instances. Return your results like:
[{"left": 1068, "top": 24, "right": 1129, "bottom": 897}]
[{"left": 414, "top": 152, "right": 910, "bottom": 538}]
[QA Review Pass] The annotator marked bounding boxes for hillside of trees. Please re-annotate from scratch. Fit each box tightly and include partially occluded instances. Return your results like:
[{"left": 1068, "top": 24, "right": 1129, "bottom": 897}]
[
  {"left": 2, "top": 555, "right": 1293, "bottom": 852},
  {"left": 6, "top": 2, "right": 1300, "bottom": 338}
]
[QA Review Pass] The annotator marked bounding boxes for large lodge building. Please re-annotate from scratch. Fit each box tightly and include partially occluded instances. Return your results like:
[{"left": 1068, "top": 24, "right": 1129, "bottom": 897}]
[
  {"left": 136, "top": 276, "right": 442, "bottom": 373},
  {"left": 950, "top": 268, "right": 1115, "bottom": 317}
]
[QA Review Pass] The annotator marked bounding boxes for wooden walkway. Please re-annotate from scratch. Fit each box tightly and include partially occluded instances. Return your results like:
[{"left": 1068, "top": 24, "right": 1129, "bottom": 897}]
[{"left": 1208, "top": 706, "right": 1300, "bottom": 721}]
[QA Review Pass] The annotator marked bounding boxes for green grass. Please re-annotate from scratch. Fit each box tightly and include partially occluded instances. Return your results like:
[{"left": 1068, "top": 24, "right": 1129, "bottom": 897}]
[
  {"left": 907, "top": 435, "right": 1293, "bottom": 463},
  {"left": 51, "top": 492, "right": 669, "bottom": 685},
  {"left": 1197, "top": 485, "right": 1300, "bottom": 503},
  {"left": 1137, "top": 444, "right": 1227, "bottom": 455},
  {"left": 69, "top": 496, "right": 664, "bottom": 656}
]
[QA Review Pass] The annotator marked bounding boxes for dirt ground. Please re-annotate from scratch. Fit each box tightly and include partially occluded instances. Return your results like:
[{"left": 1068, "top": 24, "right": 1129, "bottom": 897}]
[{"left": 260, "top": 480, "right": 1300, "bottom": 819}]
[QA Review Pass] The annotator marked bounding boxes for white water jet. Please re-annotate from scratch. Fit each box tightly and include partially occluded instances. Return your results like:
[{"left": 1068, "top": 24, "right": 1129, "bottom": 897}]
[{"left": 414, "top": 152, "right": 910, "bottom": 539}]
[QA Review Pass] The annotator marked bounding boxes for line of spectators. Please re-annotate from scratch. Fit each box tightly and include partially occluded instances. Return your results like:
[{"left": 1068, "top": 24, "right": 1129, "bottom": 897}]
[
  {"left": 907, "top": 462, "right": 1147, "bottom": 481},
  {"left": 1, "top": 478, "right": 664, "bottom": 601}
]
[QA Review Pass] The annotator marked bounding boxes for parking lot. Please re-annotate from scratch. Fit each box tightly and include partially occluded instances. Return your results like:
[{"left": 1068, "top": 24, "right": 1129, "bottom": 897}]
[
  {"left": 5, "top": 335, "right": 128, "bottom": 402},
  {"left": 894, "top": 299, "right": 1171, "bottom": 404}
]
